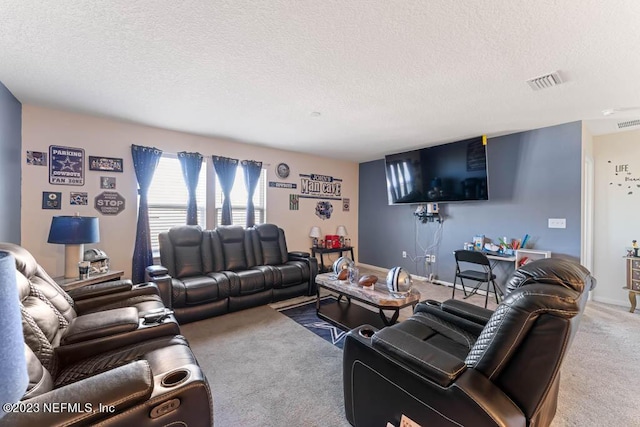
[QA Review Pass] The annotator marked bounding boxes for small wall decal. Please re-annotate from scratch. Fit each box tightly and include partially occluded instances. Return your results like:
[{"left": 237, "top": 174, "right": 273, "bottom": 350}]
[
  {"left": 289, "top": 194, "right": 299, "bottom": 210},
  {"left": 26, "top": 151, "right": 47, "bottom": 166},
  {"left": 315, "top": 201, "right": 333, "bottom": 220},
  {"left": 70, "top": 192, "right": 88, "bottom": 206},
  {"left": 42, "top": 192, "right": 61, "bottom": 209}
]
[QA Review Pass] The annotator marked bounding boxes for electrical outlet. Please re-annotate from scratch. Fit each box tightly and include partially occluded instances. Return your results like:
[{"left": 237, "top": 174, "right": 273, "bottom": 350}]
[
  {"left": 548, "top": 218, "right": 566, "bottom": 229},
  {"left": 402, "top": 251, "right": 407, "bottom": 258}
]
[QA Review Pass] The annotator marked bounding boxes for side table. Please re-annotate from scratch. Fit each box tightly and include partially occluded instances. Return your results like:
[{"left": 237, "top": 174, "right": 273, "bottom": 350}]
[
  {"left": 624, "top": 256, "right": 640, "bottom": 313},
  {"left": 311, "top": 246, "right": 355, "bottom": 273},
  {"left": 54, "top": 270, "right": 125, "bottom": 291}
]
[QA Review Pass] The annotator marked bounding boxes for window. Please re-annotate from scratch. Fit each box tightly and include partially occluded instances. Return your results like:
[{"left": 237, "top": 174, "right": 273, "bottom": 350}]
[
  {"left": 148, "top": 155, "right": 206, "bottom": 253},
  {"left": 215, "top": 167, "right": 267, "bottom": 226}
]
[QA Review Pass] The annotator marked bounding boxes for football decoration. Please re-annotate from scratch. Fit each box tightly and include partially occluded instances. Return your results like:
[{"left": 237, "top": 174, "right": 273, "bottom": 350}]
[
  {"left": 333, "top": 256, "right": 354, "bottom": 276},
  {"left": 386, "top": 267, "right": 412, "bottom": 298},
  {"left": 337, "top": 269, "right": 349, "bottom": 280},
  {"left": 358, "top": 274, "right": 378, "bottom": 288}
]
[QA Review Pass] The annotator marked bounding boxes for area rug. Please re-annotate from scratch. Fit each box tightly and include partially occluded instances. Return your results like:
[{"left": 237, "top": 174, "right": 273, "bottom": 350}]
[{"left": 277, "top": 296, "right": 347, "bottom": 349}]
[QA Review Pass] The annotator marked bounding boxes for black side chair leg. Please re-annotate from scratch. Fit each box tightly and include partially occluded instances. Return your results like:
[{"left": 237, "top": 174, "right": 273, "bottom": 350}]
[{"left": 484, "top": 282, "right": 490, "bottom": 308}]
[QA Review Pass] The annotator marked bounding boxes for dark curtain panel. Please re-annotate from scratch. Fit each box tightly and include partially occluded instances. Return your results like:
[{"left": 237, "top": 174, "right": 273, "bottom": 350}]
[
  {"left": 131, "top": 144, "right": 163, "bottom": 284},
  {"left": 178, "top": 151, "right": 203, "bottom": 225},
  {"left": 242, "top": 160, "right": 263, "bottom": 227},
  {"left": 212, "top": 156, "right": 239, "bottom": 225}
]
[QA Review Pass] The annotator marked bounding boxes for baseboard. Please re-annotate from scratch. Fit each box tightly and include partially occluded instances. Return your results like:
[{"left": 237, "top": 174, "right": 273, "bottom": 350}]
[{"left": 591, "top": 295, "right": 629, "bottom": 308}]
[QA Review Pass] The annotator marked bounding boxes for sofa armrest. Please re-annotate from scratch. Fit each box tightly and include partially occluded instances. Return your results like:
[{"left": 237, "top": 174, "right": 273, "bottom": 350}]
[
  {"left": 440, "top": 299, "right": 494, "bottom": 325},
  {"left": 73, "top": 282, "right": 160, "bottom": 314},
  {"left": 288, "top": 251, "right": 310, "bottom": 258},
  {"left": 67, "top": 279, "right": 133, "bottom": 300},
  {"left": 145, "top": 265, "right": 173, "bottom": 308},
  {"left": 371, "top": 327, "right": 466, "bottom": 387},
  {"left": 61, "top": 307, "right": 139, "bottom": 345},
  {"left": 1, "top": 360, "right": 152, "bottom": 427}
]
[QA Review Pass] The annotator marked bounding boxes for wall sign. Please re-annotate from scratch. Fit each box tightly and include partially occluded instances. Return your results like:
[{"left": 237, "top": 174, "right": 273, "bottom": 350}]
[
  {"left": 299, "top": 173, "right": 342, "bottom": 199},
  {"left": 315, "top": 201, "right": 333, "bottom": 220},
  {"left": 269, "top": 181, "right": 297, "bottom": 189},
  {"left": 89, "top": 156, "right": 123, "bottom": 172},
  {"left": 26, "top": 151, "right": 47, "bottom": 166},
  {"left": 94, "top": 191, "right": 125, "bottom": 215},
  {"left": 49, "top": 145, "right": 85, "bottom": 185},
  {"left": 70, "top": 192, "right": 88, "bottom": 206},
  {"left": 289, "top": 194, "right": 299, "bottom": 210}
]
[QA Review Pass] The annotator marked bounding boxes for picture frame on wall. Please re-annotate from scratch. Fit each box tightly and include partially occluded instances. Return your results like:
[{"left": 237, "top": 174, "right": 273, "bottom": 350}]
[
  {"left": 100, "top": 176, "right": 116, "bottom": 189},
  {"left": 89, "top": 156, "right": 123, "bottom": 172},
  {"left": 42, "top": 192, "right": 61, "bottom": 209},
  {"left": 70, "top": 192, "right": 88, "bottom": 206}
]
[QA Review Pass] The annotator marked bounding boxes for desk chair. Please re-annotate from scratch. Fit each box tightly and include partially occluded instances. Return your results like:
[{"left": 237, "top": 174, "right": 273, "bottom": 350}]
[{"left": 452, "top": 249, "right": 500, "bottom": 308}]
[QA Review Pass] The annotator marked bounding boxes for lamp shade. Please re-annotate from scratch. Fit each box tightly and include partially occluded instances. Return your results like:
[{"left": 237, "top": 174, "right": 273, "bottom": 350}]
[
  {"left": 0, "top": 252, "right": 28, "bottom": 417},
  {"left": 309, "top": 226, "right": 321, "bottom": 238},
  {"left": 336, "top": 225, "right": 348, "bottom": 236},
  {"left": 47, "top": 216, "right": 100, "bottom": 244}
]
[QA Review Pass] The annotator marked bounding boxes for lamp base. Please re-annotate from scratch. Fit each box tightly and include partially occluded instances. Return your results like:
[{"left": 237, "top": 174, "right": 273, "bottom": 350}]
[{"left": 64, "top": 244, "right": 84, "bottom": 278}]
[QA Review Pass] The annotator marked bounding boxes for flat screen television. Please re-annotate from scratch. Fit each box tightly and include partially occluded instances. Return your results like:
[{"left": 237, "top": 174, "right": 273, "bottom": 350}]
[{"left": 385, "top": 136, "right": 489, "bottom": 204}]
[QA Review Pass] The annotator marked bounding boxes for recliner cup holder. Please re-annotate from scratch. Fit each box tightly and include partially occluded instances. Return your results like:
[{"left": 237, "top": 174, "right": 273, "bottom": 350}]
[
  {"left": 161, "top": 369, "right": 191, "bottom": 387},
  {"left": 359, "top": 328, "right": 375, "bottom": 338},
  {"left": 424, "top": 299, "right": 441, "bottom": 307}
]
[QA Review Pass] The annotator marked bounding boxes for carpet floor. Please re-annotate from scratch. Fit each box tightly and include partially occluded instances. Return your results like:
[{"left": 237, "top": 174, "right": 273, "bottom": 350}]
[{"left": 180, "top": 277, "right": 640, "bottom": 427}]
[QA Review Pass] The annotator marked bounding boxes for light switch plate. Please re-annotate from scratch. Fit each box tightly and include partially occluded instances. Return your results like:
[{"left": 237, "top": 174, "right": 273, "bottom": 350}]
[{"left": 548, "top": 218, "right": 566, "bottom": 229}]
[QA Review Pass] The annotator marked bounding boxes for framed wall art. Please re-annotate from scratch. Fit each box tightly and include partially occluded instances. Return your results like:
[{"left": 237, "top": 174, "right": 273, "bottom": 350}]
[
  {"left": 26, "top": 151, "right": 47, "bottom": 166},
  {"left": 49, "top": 145, "right": 84, "bottom": 185},
  {"left": 70, "top": 192, "right": 88, "bottom": 206},
  {"left": 100, "top": 176, "right": 116, "bottom": 189},
  {"left": 89, "top": 156, "right": 123, "bottom": 172},
  {"left": 42, "top": 192, "right": 61, "bottom": 209}
]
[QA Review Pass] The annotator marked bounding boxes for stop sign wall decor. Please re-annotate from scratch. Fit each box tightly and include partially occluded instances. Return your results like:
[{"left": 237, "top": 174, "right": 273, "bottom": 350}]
[{"left": 94, "top": 191, "right": 125, "bottom": 215}]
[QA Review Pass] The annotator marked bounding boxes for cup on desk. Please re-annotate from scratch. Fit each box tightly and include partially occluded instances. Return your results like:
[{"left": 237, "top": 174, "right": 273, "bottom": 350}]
[{"left": 78, "top": 261, "right": 90, "bottom": 279}]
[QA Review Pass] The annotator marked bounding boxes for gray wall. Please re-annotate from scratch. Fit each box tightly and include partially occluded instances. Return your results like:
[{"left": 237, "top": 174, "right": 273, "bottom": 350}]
[
  {"left": 0, "top": 81, "right": 22, "bottom": 244},
  {"left": 358, "top": 121, "right": 582, "bottom": 284}
]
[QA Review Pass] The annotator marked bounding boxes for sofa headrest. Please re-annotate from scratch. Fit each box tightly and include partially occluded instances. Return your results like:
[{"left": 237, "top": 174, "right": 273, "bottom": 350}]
[
  {"left": 505, "top": 258, "right": 595, "bottom": 295},
  {"left": 0, "top": 242, "right": 39, "bottom": 280},
  {"left": 216, "top": 225, "right": 246, "bottom": 242},
  {"left": 254, "top": 223, "right": 279, "bottom": 241},
  {"left": 168, "top": 225, "right": 203, "bottom": 246}
]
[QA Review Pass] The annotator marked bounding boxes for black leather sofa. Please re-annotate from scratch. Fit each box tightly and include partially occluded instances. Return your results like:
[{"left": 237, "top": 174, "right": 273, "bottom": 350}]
[
  {"left": 146, "top": 223, "right": 318, "bottom": 323},
  {"left": 343, "top": 258, "right": 595, "bottom": 427},
  {"left": 0, "top": 243, "right": 213, "bottom": 426}
]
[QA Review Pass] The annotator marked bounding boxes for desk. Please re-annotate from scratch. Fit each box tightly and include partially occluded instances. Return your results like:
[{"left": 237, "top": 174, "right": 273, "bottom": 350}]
[
  {"left": 311, "top": 246, "right": 355, "bottom": 273},
  {"left": 54, "top": 270, "right": 124, "bottom": 291}
]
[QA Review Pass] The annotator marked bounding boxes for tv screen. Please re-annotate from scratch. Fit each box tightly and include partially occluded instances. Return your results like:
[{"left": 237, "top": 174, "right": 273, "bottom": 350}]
[{"left": 385, "top": 136, "right": 489, "bottom": 204}]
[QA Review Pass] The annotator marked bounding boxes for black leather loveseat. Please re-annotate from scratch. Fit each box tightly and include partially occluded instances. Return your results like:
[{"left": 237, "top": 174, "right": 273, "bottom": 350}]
[
  {"left": 146, "top": 223, "right": 318, "bottom": 323},
  {"left": 343, "top": 258, "right": 595, "bottom": 427}
]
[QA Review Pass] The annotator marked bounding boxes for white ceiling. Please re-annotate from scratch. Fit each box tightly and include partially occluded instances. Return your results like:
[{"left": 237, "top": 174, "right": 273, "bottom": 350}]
[{"left": 2, "top": 1, "right": 640, "bottom": 162}]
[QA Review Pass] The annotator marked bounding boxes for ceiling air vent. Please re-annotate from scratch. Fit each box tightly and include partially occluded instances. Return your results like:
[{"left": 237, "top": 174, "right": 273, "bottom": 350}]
[
  {"left": 526, "top": 71, "right": 563, "bottom": 91},
  {"left": 617, "top": 119, "right": 640, "bottom": 129}
]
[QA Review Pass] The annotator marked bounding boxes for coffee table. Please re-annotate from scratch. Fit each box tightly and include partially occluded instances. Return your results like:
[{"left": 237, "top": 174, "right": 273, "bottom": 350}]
[{"left": 315, "top": 272, "right": 421, "bottom": 330}]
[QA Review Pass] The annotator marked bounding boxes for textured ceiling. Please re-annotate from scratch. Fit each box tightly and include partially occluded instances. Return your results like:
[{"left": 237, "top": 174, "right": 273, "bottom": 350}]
[{"left": 1, "top": 1, "right": 640, "bottom": 162}]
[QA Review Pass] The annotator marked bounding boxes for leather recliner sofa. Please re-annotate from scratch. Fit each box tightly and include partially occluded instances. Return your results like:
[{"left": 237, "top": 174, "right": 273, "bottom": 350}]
[
  {"left": 0, "top": 243, "right": 213, "bottom": 426},
  {"left": 343, "top": 258, "right": 596, "bottom": 427},
  {"left": 146, "top": 223, "right": 318, "bottom": 323}
]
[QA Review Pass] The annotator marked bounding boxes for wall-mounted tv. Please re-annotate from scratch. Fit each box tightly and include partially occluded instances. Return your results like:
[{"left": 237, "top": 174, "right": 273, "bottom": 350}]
[{"left": 385, "top": 136, "right": 489, "bottom": 205}]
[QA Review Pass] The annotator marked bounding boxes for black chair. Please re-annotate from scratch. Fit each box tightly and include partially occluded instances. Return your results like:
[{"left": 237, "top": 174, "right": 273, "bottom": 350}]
[
  {"left": 343, "top": 258, "right": 596, "bottom": 427},
  {"left": 452, "top": 249, "right": 500, "bottom": 308}
]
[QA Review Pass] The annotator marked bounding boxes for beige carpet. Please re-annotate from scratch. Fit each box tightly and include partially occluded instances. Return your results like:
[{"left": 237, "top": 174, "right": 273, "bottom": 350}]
[{"left": 180, "top": 268, "right": 640, "bottom": 426}]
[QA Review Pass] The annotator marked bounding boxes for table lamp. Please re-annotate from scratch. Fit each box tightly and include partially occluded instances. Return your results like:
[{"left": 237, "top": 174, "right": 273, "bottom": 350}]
[
  {"left": 47, "top": 215, "right": 100, "bottom": 278},
  {"left": 0, "top": 251, "right": 28, "bottom": 418},
  {"left": 336, "top": 225, "right": 348, "bottom": 247},
  {"left": 309, "top": 226, "right": 321, "bottom": 248}
]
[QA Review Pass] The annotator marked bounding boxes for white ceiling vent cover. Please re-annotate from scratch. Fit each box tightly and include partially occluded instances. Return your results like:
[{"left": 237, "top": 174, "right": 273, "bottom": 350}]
[
  {"left": 617, "top": 119, "right": 640, "bottom": 129},
  {"left": 527, "top": 71, "right": 563, "bottom": 91}
]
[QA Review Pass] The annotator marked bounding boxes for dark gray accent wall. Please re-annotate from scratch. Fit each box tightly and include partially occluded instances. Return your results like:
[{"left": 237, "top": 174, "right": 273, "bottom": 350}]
[
  {"left": 359, "top": 122, "right": 582, "bottom": 284},
  {"left": 0, "top": 81, "right": 21, "bottom": 244}
]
